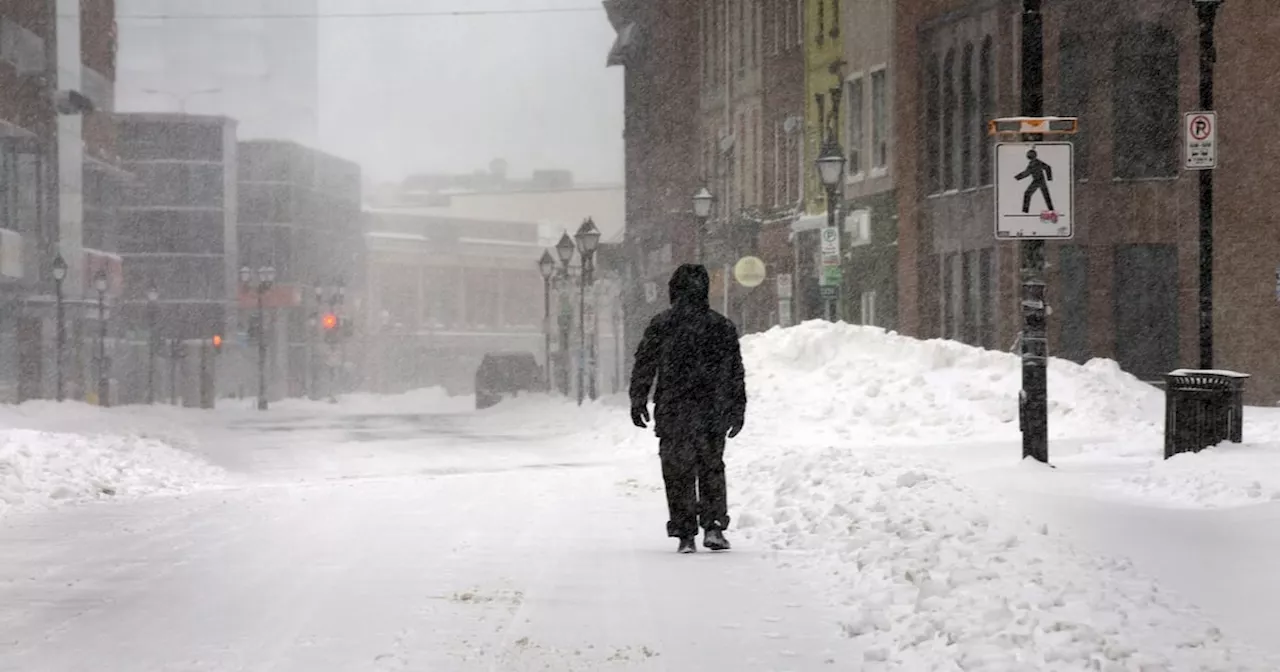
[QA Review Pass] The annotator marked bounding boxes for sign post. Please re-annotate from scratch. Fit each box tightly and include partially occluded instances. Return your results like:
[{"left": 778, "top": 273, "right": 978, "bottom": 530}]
[
  {"left": 987, "top": 0, "right": 1080, "bottom": 466},
  {"left": 819, "top": 226, "right": 841, "bottom": 320},
  {"left": 1184, "top": 111, "right": 1217, "bottom": 170}
]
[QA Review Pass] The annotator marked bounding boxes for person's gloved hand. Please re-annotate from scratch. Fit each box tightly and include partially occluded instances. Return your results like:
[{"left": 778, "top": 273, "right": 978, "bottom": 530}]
[
  {"left": 726, "top": 414, "right": 744, "bottom": 439},
  {"left": 631, "top": 403, "right": 650, "bottom": 429}
]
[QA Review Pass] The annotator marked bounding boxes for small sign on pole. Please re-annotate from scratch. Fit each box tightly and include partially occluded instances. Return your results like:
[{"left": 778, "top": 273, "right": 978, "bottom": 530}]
[
  {"left": 1184, "top": 111, "right": 1217, "bottom": 170},
  {"left": 776, "top": 273, "right": 793, "bottom": 300},
  {"left": 995, "top": 142, "right": 1074, "bottom": 240}
]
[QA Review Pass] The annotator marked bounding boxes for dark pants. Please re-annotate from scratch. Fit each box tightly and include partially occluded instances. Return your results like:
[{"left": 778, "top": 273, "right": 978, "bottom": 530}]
[{"left": 659, "top": 430, "right": 729, "bottom": 539}]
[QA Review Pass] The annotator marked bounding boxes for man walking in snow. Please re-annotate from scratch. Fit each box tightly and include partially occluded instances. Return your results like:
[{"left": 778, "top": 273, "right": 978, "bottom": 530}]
[{"left": 630, "top": 264, "right": 747, "bottom": 554}]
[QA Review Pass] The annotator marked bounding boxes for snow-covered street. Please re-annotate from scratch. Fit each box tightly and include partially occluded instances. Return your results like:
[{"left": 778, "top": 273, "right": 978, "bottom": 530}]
[
  {"left": 0, "top": 399, "right": 863, "bottom": 671},
  {"left": 3, "top": 323, "right": 1280, "bottom": 670}
]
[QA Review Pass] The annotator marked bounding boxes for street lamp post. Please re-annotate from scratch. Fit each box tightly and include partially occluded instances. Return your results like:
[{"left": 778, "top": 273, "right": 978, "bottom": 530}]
[
  {"left": 241, "top": 265, "right": 275, "bottom": 411},
  {"left": 538, "top": 250, "right": 556, "bottom": 392},
  {"left": 94, "top": 270, "right": 109, "bottom": 406},
  {"left": 555, "top": 232, "right": 576, "bottom": 396},
  {"left": 815, "top": 134, "right": 848, "bottom": 322},
  {"left": 692, "top": 187, "right": 714, "bottom": 262},
  {"left": 574, "top": 218, "right": 602, "bottom": 405},
  {"left": 146, "top": 286, "right": 159, "bottom": 404},
  {"left": 1195, "top": 0, "right": 1223, "bottom": 369},
  {"left": 51, "top": 254, "right": 67, "bottom": 402}
]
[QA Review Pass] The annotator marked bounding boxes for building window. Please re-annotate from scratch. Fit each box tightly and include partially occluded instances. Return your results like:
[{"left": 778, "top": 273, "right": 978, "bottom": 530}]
[
  {"left": 1059, "top": 33, "right": 1091, "bottom": 179},
  {"left": 942, "top": 253, "right": 956, "bottom": 339},
  {"left": 1113, "top": 24, "right": 1178, "bottom": 179},
  {"left": 788, "top": 0, "right": 798, "bottom": 46},
  {"left": 739, "top": 0, "right": 747, "bottom": 72},
  {"left": 978, "top": 37, "right": 994, "bottom": 185},
  {"left": 846, "top": 76, "right": 863, "bottom": 177},
  {"left": 860, "top": 290, "right": 877, "bottom": 327},
  {"left": 752, "top": 0, "right": 760, "bottom": 67},
  {"left": 926, "top": 55, "right": 941, "bottom": 193},
  {"left": 871, "top": 68, "right": 888, "bottom": 170},
  {"left": 831, "top": 0, "right": 840, "bottom": 40},
  {"left": 816, "top": 0, "right": 825, "bottom": 46},
  {"left": 1058, "top": 245, "right": 1089, "bottom": 362},
  {"left": 755, "top": 109, "right": 763, "bottom": 205},
  {"left": 700, "top": 2, "right": 709, "bottom": 87},
  {"left": 942, "top": 49, "right": 956, "bottom": 191},
  {"left": 772, "top": 0, "right": 781, "bottom": 55},
  {"left": 961, "top": 44, "right": 975, "bottom": 188},
  {"left": 773, "top": 124, "right": 782, "bottom": 206},
  {"left": 962, "top": 250, "right": 977, "bottom": 344},
  {"left": 978, "top": 248, "right": 993, "bottom": 348}
]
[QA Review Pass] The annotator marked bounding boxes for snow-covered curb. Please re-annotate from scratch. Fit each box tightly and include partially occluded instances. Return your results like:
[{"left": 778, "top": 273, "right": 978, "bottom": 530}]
[{"left": 0, "top": 429, "right": 227, "bottom": 518}]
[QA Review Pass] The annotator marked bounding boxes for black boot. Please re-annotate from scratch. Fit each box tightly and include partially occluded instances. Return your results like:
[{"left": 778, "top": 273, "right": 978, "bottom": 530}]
[
  {"left": 703, "top": 529, "right": 730, "bottom": 551},
  {"left": 677, "top": 537, "right": 697, "bottom": 554}
]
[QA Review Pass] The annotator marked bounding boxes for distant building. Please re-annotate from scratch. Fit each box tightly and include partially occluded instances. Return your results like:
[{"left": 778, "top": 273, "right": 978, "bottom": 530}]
[
  {"left": 362, "top": 210, "right": 548, "bottom": 395},
  {"left": 114, "top": 0, "right": 320, "bottom": 146},
  {"left": 237, "top": 140, "right": 363, "bottom": 399},
  {"left": 114, "top": 113, "right": 238, "bottom": 403}
]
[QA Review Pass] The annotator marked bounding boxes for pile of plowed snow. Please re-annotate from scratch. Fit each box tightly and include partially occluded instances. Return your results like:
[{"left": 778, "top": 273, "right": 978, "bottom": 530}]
[
  {"left": 0, "top": 428, "right": 226, "bottom": 517},
  {"left": 740, "top": 321, "right": 1162, "bottom": 444}
]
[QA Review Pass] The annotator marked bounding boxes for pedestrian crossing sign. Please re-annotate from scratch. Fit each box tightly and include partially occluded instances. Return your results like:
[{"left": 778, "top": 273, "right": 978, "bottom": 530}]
[{"left": 995, "top": 142, "right": 1074, "bottom": 240}]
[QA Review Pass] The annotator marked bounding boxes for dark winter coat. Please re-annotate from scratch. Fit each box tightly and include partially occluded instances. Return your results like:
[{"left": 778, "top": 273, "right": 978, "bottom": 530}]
[{"left": 629, "top": 264, "right": 747, "bottom": 437}]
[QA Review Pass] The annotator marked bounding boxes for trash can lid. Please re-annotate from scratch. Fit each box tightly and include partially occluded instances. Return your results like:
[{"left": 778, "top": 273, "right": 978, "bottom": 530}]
[{"left": 1168, "top": 368, "right": 1251, "bottom": 379}]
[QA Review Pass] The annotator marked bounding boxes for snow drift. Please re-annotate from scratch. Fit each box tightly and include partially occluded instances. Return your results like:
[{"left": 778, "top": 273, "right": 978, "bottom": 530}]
[
  {"left": 0, "top": 429, "right": 226, "bottom": 517},
  {"left": 740, "top": 321, "right": 1163, "bottom": 444}
]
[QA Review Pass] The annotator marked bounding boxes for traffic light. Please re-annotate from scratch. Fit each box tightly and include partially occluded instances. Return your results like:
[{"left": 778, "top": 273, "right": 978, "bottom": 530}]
[
  {"left": 211, "top": 334, "right": 223, "bottom": 353},
  {"left": 321, "top": 313, "right": 338, "bottom": 331}
]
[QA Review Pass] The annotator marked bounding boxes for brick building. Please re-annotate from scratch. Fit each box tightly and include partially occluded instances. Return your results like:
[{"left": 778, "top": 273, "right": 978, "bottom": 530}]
[
  {"left": 604, "top": 0, "right": 700, "bottom": 372},
  {"left": 0, "top": 1, "right": 126, "bottom": 403},
  {"left": 894, "top": 0, "right": 1280, "bottom": 401}
]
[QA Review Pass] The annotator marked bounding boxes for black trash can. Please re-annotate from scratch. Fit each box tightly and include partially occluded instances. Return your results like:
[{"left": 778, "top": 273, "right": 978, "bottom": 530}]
[{"left": 1163, "top": 369, "right": 1249, "bottom": 459}]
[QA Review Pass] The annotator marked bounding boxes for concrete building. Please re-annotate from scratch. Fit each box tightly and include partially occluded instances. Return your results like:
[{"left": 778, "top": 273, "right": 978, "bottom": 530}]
[
  {"left": 893, "top": 0, "right": 1280, "bottom": 401},
  {"left": 114, "top": 0, "right": 319, "bottom": 146},
  {"left": 379, "top": 164, "right": 625, "bottom": 245},
  {"left": 115, "top": 113, "right": 238, "bottom": 403},
  {"left": 236, "top": 140, "right": 363, "bottom": 399},
  {"left": 0, "top": 0, "right": 128, "bottom": 403},
  {"left": 604, "top": 0, "right": 701, "bottom": 373},
  {"left": 362, "top": 210, "right": 547, "bottom": 395}
]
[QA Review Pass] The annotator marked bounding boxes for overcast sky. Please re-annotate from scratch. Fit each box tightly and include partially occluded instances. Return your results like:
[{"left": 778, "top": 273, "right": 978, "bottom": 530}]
[{"left": 317, "top": 0, "right": 624, "bottom": 185}]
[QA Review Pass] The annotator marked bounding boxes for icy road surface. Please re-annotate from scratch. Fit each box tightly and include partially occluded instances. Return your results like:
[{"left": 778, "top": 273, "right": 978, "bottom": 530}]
[{"left": 0, "top": 407, "right": 860, "bottom": 671}]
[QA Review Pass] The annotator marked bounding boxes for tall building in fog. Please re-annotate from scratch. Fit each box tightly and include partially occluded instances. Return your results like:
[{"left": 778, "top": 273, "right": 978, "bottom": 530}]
[{"left": 113, "top": 0, "right": 319, "bottom": 145}]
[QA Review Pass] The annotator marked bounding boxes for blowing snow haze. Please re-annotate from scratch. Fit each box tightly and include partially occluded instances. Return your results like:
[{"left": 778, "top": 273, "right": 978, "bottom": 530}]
[{"left": 8, "top": 0, "right": 1280, "bottom": 670}]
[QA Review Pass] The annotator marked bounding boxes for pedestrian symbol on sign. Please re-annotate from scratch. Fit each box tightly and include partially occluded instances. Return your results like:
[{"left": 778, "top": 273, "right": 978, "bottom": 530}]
[
  {"left": 994, "top": 141, "right": 1074, "bottom": 240},
  {"left": 1015, "top": 149, "right": 1054, "bottom": 214}
]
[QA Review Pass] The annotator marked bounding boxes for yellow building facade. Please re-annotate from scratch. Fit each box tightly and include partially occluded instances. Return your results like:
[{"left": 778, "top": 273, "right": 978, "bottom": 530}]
[{"left": 803, "top": 0, "right": 847, "bottom": 215}]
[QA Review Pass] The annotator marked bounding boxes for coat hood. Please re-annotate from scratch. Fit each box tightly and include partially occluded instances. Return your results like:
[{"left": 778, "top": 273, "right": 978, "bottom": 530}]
[{"left": 668, "top": 264, "right": 710, "bottom": 308}]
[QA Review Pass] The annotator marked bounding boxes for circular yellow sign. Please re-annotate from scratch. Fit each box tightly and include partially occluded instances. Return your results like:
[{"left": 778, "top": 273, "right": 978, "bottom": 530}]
[{"left": 733, "top": 256, "right": 767, "bottom": 288}]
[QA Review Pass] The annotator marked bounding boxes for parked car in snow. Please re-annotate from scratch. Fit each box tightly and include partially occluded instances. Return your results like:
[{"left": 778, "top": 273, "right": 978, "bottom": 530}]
[{"left": 474, "top": 352, "right": 543, "bottom": 410}]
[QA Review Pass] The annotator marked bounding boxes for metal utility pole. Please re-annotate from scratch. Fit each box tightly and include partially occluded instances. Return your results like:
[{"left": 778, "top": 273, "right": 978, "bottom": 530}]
[
  {"left": 1019, "top": 0, "right": 1049, "bottom": 464},
  {"left": 1195, "top": 0, "right": 1222, "bottom": 370}
]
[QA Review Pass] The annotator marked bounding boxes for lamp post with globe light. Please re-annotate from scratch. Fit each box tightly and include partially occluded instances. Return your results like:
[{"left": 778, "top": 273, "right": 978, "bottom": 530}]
[
  {"left": 574, "top": 218, "right": 601, "bottom": 405},
  {"left": 815, "top": 135, "right": 847, "bottom": 322},
  {"left": 94, "top": 270, "right": 109, "bottom": 406},
  {"left": 146, "top": 286, "right": 159, "bottom": 404},
  {"left": 538, "top": 250, "right": 556, "bottom": 392},
  {"left": 692, "top": 187, "right": 713, "bottom": 261},
  {"left": 51, "top": 254, "right": 67, "bottom": 402},
  {"left": 241, "top": 266, "right": 275, "bottom": 410},
  {"left": 554, "top": 232, "right": 576, "bottom": 395}
]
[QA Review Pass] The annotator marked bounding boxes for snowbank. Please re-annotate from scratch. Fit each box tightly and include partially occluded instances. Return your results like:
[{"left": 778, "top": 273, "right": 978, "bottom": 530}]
[
  {"left": 740, "top": 321, "right": 1163, "bottom": 444},
  {"left": 729, "top": 442, "right": 1275, "bottom": 669},
  {"left": 0, "top": 429, "right": 226, "bottom": 517}
]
